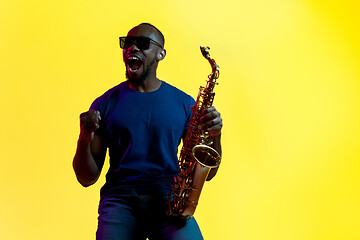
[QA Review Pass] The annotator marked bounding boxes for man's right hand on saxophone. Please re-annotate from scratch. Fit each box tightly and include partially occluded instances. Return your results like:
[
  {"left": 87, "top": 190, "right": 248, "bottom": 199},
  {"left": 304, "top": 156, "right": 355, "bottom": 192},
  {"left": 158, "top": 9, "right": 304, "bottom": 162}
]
[{"left": 198, "top": 105, "right": 223, "bottom": 181}]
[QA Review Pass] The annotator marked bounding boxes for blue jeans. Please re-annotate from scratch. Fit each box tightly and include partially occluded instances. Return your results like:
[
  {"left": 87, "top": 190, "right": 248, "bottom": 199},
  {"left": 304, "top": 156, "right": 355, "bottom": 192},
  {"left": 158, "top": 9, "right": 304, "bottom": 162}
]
[{"left": 96, "top": 190, "right": 204, "bottom": 240}]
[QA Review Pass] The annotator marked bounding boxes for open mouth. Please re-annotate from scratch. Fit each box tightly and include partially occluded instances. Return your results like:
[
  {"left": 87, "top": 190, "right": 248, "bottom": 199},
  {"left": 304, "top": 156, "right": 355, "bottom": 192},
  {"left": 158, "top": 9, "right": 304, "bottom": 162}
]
[{"left": 127, "top": 56, "right": 143, "bottom": 72}]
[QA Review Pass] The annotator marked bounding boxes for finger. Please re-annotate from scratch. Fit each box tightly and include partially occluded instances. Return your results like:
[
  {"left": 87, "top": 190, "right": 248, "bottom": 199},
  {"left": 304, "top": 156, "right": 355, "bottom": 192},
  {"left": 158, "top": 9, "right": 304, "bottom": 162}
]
[
  {"left": 96, "top": 113, "right": 101, "bottom": 121},
  {"left": 83, "top": 122, "right": 99, "bottom": 132},
  {"left": 206, "top": 122, "right": 222, "bottom": 131},
  {"left": 208, "top": 129, "right": 222, "bottom": 137},
  {"left": 201, "top": 106, "right": 216, "bottom": 115},
  {"left": 199, "top": 116, "right": 222, "bottom": 130},
  {"left": 80, "top": 114, "right": 96, "bottom": 124},
  {"left": 200, "top": 110, "right": 220, "bottom": 123},
  {"left": 80, "top": 114, "right": 100, "bottom": 129},
  {"left": 93, "top": 110, "right": 101, "bottom": 121},
  {"left": 81, "top": 110, "right": 101, "bottom": 119},
  {"left": 80, "top": 110, "right": 98, "bottom": 118}
]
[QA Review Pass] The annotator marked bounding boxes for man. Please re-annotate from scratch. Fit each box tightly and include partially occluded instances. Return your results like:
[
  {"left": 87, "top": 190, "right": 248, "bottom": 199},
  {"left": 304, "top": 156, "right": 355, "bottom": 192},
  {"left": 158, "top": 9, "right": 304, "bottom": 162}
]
[{"left": 73, "top": 23, "right": 222, "bottom": 240}]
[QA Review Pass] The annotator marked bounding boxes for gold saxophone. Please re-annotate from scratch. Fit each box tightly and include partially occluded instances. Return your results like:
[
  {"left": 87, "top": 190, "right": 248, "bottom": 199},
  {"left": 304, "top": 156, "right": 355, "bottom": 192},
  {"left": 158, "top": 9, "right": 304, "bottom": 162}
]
[{"left": 167, "top": 46, "right": 221, "bottom": 220}]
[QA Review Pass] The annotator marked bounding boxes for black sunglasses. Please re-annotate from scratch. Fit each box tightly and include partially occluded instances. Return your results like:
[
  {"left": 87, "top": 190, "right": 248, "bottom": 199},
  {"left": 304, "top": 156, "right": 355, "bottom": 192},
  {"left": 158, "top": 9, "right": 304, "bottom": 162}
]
[{"left": 119, "top": 36, "right": 163, "bottom": 50}]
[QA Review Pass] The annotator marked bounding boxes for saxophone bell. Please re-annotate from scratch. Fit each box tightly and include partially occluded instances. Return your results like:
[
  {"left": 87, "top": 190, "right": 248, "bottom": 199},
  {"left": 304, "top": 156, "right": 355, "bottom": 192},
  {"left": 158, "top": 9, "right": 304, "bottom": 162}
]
[{"left": 192, "top": 144, "right": 221, "bottom": 168}]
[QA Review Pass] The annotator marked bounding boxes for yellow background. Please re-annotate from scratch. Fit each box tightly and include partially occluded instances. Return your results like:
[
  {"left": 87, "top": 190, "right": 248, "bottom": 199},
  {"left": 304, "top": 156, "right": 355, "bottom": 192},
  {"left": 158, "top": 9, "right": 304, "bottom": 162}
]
[{"left": 1, "top": 0, "right": 359, "bottom": 239}]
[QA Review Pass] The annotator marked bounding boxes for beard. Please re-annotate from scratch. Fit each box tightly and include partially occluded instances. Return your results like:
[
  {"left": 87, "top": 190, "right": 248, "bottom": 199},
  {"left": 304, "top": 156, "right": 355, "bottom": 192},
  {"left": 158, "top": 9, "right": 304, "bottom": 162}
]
[
  {"left": 125, "top": 60, "right": 155, "bottom": 86},
  {"left": 126, "top": 71, "right": 144, "bottom": 86},
  {"left": 125, "top": 67, "right": 149, "bottom": 86}
]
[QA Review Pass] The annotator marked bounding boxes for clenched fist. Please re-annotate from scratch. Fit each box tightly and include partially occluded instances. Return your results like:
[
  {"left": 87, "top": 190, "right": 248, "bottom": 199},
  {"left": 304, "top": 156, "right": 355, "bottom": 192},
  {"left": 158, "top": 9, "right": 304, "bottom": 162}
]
[{"left": 79, "top": 110, "right": 101, "bottom": 143}]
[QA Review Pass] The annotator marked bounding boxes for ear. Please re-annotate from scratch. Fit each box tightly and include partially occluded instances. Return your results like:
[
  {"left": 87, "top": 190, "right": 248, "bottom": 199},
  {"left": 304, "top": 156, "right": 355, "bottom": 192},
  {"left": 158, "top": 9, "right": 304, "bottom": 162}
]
[{"left": 156, "top": 49, "right": 166, "bottom": 61}]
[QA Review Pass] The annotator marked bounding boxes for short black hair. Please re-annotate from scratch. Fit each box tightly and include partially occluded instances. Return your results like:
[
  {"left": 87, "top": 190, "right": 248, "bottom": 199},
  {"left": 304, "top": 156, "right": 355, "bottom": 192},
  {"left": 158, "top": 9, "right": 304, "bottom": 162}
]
[{"left": 138, "top": 23, "right": 165, "bottom": 48}]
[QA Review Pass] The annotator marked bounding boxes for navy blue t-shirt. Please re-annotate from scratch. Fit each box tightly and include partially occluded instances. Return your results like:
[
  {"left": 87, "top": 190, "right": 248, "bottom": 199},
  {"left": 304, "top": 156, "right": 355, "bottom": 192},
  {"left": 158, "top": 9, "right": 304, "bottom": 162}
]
[{"left": 90, "top": 81, "right": 195, "bottom": 194}]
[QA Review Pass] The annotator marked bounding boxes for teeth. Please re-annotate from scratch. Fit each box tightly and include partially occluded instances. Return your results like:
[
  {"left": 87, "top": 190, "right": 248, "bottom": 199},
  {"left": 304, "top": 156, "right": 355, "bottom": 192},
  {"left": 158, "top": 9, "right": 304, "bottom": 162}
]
[{"left": 127, "top": 56, "right": 140, "bottom": 60}]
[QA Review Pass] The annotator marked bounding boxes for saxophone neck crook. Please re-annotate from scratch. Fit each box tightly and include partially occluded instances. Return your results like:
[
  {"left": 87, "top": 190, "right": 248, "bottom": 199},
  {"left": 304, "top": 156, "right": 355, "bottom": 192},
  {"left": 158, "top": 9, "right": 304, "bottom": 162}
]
[{"left": 200, "top": 46, "right": 220, "bottom": 81}]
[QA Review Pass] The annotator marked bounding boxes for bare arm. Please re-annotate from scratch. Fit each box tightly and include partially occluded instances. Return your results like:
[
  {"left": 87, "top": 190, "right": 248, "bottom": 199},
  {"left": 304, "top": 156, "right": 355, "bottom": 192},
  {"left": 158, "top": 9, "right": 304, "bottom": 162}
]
[
  {"left": 207, "top": 134, "right": 221, "bottom": 180},
  {"left": 73, "top": 110, "right": 107, "bottom": 187},
  {"left": 199, "top": 106, "right": 222, "bottom": 181}
]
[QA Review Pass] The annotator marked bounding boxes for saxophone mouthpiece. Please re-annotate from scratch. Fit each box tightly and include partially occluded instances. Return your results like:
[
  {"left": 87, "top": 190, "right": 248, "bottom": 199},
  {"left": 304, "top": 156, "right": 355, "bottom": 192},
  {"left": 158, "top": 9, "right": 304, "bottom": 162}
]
[{"left": 200, "top": 46, "right": 210, "bottom": 58}]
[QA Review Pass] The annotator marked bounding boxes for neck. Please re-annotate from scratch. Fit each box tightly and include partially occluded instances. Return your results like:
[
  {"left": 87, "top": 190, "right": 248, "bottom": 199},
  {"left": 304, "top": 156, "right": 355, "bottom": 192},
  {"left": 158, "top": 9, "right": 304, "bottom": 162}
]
[{"left": 127, "top": 76, "right": 162, "bottom": 92}]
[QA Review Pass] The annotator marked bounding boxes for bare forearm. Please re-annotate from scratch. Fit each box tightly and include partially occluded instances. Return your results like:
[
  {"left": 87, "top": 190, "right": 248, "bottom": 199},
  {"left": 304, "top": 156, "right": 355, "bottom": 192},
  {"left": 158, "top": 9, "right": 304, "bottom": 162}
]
[
  {"left": 207, "top": 134, "right": 221, "bottom": 181},
  {"left": 73, "top": 139, "right": 101, "bottom": 187},
  {"left": 211, "top": 134, "right": 222, "bottom": 157}
]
